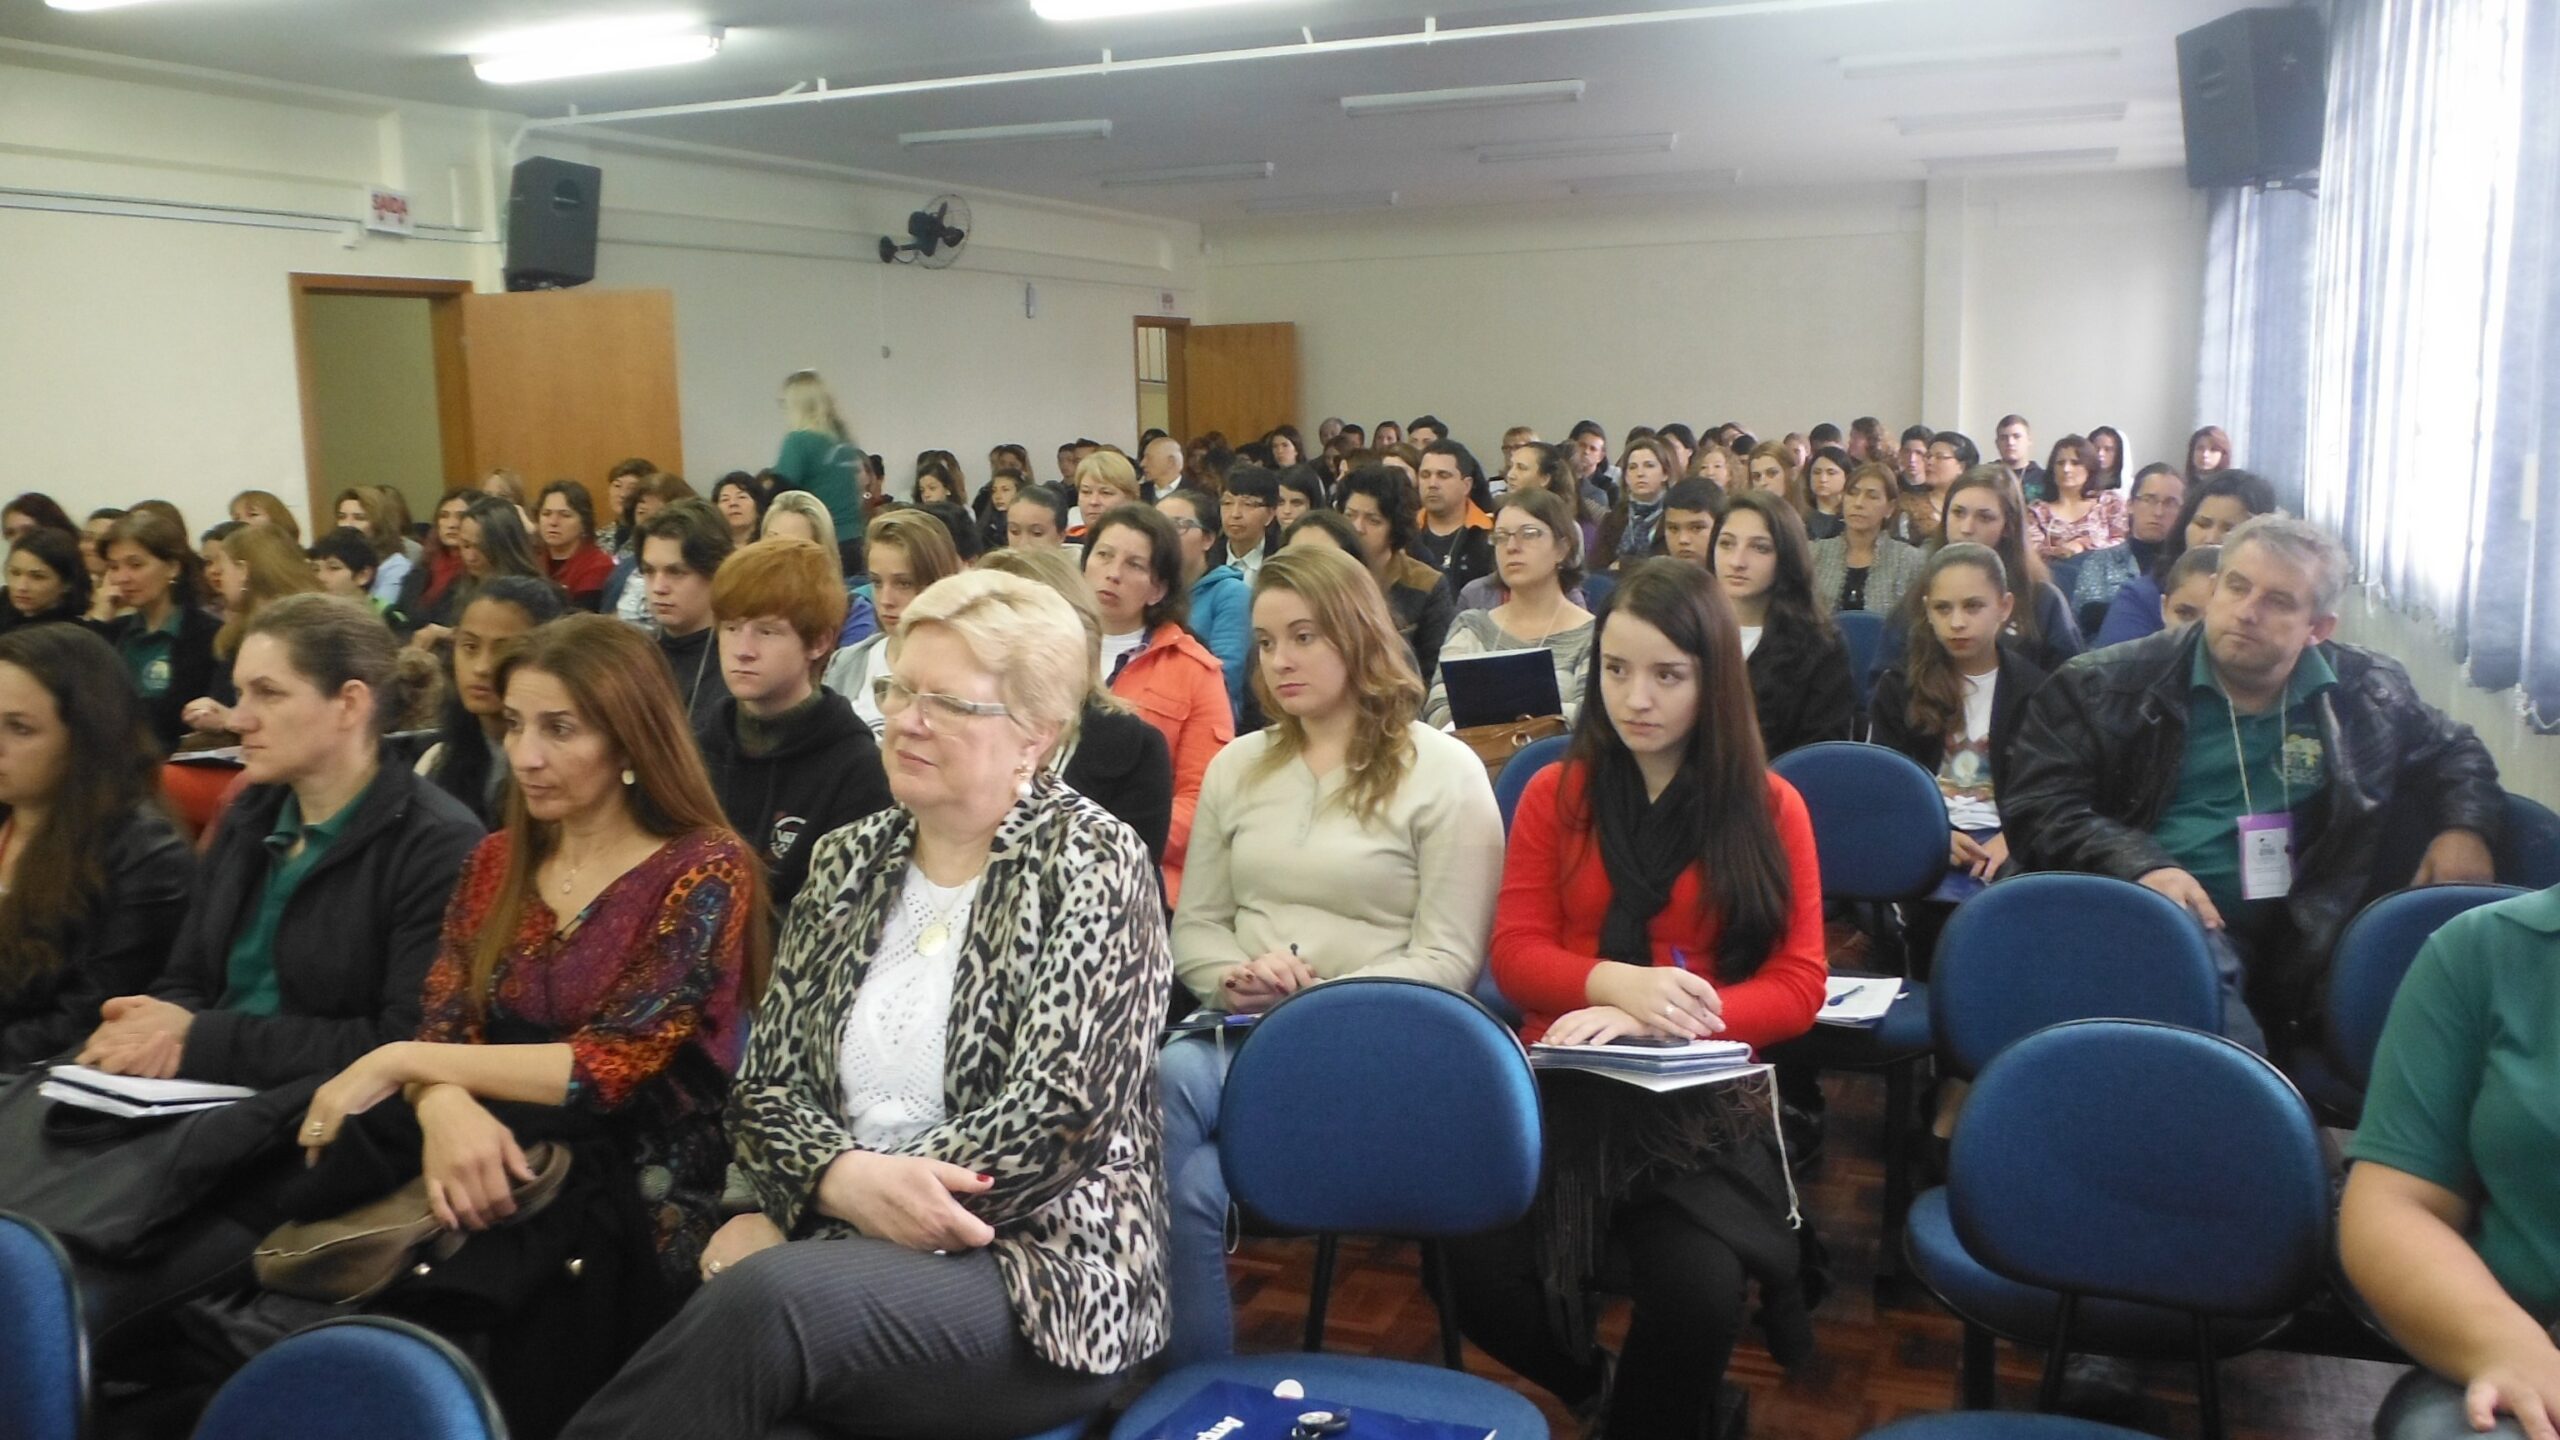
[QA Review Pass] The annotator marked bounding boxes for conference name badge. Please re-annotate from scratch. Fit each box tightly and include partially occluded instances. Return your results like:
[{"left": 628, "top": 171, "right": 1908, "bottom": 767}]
[{"left": 2238, "top": 813, "right": 2294, "bottom": 901}]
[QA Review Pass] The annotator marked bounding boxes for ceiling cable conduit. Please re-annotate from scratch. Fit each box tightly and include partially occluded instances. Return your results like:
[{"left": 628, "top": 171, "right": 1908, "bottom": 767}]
[{"left": 515, "top": 0, "right": 1895, "bottom": 135}]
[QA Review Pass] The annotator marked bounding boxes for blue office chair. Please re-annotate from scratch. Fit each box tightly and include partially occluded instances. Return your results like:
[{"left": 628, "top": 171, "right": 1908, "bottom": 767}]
[
  {"left": 1834, "top": 608, "right": 1888, "bottom": 712},
  {"left": 191, "top": 1315, "right": 504, "bottom": 1440},
  {"left": 2497, "top": 794, "right": 2560, "bottom": 888},
  {"left": 2324, "top": 884, "right": 2524, "bottom": 1097},
  {"left": 1111, "top": 978, "right": 1549, "bottom": 1440},
  {"left": 1909, "top": 873, "right": 2230, "bottom": 1407},
  {"left": 1492, "top": 732, "right": 1572, "bottom": 835},
  {"left": 0, "top": 1212, "right": 85, "bottom": 1440},
  {"left": 1861, "top": 1415, "right": 2152, "bottom": 1439},
  {"left": 1927, "top": 1021, "right": 2331, "bottom": 1440},
  {"left": 1765, "top": 741, "right": 1949, "bottom": 1272}
]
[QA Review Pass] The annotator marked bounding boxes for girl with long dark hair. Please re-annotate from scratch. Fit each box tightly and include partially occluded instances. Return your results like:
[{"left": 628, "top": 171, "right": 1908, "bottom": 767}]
[
  {"left": 1593, "top": 436, "right": 1679, "bottom": 573},
  {"left": 417, "top": 576, "right": 568, "bottom": 827},
  {"left": 1, "top": 527, "right": 92, "bottom": 632},
  {"left": 1926, "top": 465, "right": 2084, "bottom": 671},
  {"left": 1712, "top": 490, "right": 1855, "bottom": 759},
  {"left": 1455, "top": 558, "right": 1826, "bottom": 1438},
  {"left": 0, "top": 624, "right": 195, "bottom": 1067}
]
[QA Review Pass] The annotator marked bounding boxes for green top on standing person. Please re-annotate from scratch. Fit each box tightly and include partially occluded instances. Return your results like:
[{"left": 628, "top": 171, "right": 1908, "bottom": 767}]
[{"left": 771, "top": 369, "right": 866, "bottom": 539}]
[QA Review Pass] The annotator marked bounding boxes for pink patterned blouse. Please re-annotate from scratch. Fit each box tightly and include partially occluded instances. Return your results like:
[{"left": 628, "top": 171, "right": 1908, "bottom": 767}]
[{"left": 2027, "top": 489, "right": 2129, "bottom": 559}]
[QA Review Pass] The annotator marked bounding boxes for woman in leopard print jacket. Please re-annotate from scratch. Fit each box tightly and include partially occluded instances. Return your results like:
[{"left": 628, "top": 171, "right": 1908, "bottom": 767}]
[{"left": 566, "top": 571, "right": 1171, "bottom": 1440}]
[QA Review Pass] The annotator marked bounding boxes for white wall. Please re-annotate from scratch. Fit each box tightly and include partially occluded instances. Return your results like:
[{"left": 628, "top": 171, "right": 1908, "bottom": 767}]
[
  {"left": 1200, "top": 169, "right": 2207, "bottom": 463},
  {"left": 0, "top": 44, "right": 1201, "bottom": 532}
]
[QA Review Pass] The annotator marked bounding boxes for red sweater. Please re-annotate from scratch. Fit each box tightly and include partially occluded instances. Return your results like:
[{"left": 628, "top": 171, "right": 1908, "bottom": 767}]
[
  {"left": 545, "top": 542, "right": 615, "bottom": 608},
  {"left": 1492, "top": 763, "right": 1828, "bottom": 1047}
]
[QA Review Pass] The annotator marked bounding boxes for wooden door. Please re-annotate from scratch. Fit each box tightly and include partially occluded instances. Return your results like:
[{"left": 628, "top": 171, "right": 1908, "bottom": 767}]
[
  {"left": 458, "top": 289, "right": 683, "bottom": 507},
  {"left": 1183, "top": 322, "right": 1299, "bottom": 443}
]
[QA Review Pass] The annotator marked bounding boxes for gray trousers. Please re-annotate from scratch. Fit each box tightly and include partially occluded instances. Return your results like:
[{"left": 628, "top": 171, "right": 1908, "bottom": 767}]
[
  {"left": 2377, "top": 1369, "right": 2530, "bottom": 1439},
  {"left": 559, "top": 1237, "right": 1124, "bottom": 1440}
]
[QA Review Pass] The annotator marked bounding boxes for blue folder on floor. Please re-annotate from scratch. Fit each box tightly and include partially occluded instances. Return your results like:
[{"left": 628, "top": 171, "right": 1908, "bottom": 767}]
[{"left": 1138, "top": 1381, "right": 1498, "bottom": 1440}]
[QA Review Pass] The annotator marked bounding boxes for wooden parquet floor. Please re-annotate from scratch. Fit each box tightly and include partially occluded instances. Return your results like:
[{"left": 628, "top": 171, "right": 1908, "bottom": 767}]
[{"left": 1222, "top": 1068, "right": 2402, "bottom": 1439}]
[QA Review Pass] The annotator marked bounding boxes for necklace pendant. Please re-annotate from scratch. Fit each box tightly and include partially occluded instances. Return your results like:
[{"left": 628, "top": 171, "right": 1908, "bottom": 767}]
[{"left": 916, "top": 922, "right": 950, "bottom": 957}]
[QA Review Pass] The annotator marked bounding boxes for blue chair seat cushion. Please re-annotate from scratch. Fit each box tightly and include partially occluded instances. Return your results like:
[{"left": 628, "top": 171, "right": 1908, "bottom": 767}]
[
  {"left": 1109, "top": 1355, "right": 1550, "bottom": 1440},
  {"left": 1863, "top": 1413, "right": 2155, "bottom": 1438},
  {"left": 1767, "top": 982, "right": 1933, "bottom": 1069},
  {"left": 1903, "top": 1190, "right": 2291, "bottom": 1358}
]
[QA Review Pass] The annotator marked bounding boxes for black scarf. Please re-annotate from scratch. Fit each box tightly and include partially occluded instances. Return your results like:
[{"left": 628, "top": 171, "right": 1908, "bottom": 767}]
[{"left": 1592, "top": 757, "right": 1705, "bottom": 965}]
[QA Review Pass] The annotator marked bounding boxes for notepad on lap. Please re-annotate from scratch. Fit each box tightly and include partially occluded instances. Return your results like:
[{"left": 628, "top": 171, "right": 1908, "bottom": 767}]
[
  {"left": 1440, "top": 647, "right": 1561, "bottom": 729},
  {"left": 43, "top": 1064, "right": 254, "bottom": 1118},
  {"left": 1530, "top": 1036, "right": 1764, "bottom": 1091}
]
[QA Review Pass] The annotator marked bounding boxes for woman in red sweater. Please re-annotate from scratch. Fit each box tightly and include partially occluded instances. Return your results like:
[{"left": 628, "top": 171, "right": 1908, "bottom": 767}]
[{"left": 1457, "top": 557, "right": 1828, "bottom": 1439}]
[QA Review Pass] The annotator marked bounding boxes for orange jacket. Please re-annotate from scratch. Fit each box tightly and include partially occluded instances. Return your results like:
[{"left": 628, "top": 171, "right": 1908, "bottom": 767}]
[{"left": 1108, "top": 623, "right": 1234, "bottom": 906}]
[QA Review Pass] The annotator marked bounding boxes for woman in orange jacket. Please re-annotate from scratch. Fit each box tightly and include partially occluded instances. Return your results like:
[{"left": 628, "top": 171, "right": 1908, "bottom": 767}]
[{"left": 1083, "top": 503, "right": 1234, "bottom": 905}]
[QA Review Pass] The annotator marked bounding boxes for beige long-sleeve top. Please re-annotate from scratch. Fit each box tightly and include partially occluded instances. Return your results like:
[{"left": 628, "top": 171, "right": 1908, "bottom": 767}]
[{"left": 1171, "top": 722, "right": 1504, "bottom": 1004}]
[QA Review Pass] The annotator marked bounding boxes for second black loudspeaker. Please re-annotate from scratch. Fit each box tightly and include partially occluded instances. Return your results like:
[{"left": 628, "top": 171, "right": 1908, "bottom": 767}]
[
  {"left": 504, "top": 157, "right": 603, "bottom": 291},
  {"left": 2176, "top": 7, "right": 2325, "bottom": 189}
]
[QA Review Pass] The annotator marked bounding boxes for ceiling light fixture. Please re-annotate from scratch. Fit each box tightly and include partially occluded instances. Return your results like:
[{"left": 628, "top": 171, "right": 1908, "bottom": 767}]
[
  {"left": 470, "top": 19, "right": 723, "bottom": 85},
  {"left": 1920, "top": 146, "right": 2119, "bottom": 173},
  {"left": 1245, "top": 190, "right": 1400, "bottom": 214},
  {"left": 1341, "top": 79, "right": 1586, "bottom": 118},
  {"left": 1033, "top": 0, "right": 1284, "bottom": 18},
  {"left": 1097, "top": 161, "right": 1275, "bottom": 187},
  {"left": 1839, "top": 40, "right": 2121, "bottom": 81},
  {"left": 899, "top": 119, "right": 1115, "bottom": 147},
  {"left": 1566, "top": 169, "right": 1741, "bottom": 196},
  {"left": 1476, "top": 132, "right": 1678, "bottom": 164},
  {"left": 44, "top": 0, "right": 181, "bottom": 11},
  {"left": 1893, "top": 102, "right": 2128, "bottom": 136}
]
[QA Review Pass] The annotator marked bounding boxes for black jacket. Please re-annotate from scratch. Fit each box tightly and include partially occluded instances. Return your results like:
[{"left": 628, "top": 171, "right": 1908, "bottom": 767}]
[
  {"left": 0, "top": 805, "right": 196, "bottom": 1069},
  {"left": 1745, "top": 615, "right": 1858, "bottom": 760},
  {"left": 1382, "top": 554, "right": 1458, "bottom": 685},
  {"left": 106, "top": 607, "right": 222, "bottom": 754},
  {"left": 1409, "top": 523, "right": 1494, "bottom": 598},
  {"left": 1062, "top": 701, "right": 1173, "bottom": 870},
  {"left": 2003, "top": 627, "right": 2504, "bottom": 1034},
  {"left": 1868, "top": 644, "right": 2049, "bottom": 801},
  {"left": 694, "top": 687, "right": 892, "bottom": 916},
  {"left": 150, "top": 755, "right": 483, "bottom": 1090},
  {"left": 656, "top": 627, "right": 727, "bottom": 734}
]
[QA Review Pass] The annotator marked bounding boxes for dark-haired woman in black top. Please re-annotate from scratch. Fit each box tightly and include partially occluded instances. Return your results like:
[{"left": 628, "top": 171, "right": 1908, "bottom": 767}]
[
  {"left": 2, "top": 528, "right": 93, "bottom": 634},
  {"left": 0, "top": 624, "right": 195, "bottom": 1068},
  {"left": 415, "top": 576, "right": 568, "bottom": 827},
  {"left": 1711, "top": 491, "right": 1855, "bottom": 759}
]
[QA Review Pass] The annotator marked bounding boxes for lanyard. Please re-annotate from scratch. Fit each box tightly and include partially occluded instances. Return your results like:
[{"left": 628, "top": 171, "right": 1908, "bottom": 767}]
[{"left": 2226, "top": 693, "right": 2292, "bottom": 818}]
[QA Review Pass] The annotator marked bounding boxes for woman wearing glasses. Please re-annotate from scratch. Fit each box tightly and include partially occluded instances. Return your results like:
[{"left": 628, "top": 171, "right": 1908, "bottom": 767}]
[
  {"left": 566, "top": 570, "right": 1172, "bottom": 1440},
  {"left": 1423, "top": 488, "right": 1596, "bottom": 728}
]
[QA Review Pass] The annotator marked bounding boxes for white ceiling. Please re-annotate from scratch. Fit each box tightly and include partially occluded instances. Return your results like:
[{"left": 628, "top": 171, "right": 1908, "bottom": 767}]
[{"left": 7, "top": 0, "right": 2232, "bottom": 219}]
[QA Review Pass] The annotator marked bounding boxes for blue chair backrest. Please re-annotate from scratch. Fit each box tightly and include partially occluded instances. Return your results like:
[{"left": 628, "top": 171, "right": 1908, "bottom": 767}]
[
  {"left": 1930, "top": 872, "right": 2220, "bottom": 1080},
  {"left": 1770, "top": 741, "right": 1949, "bottom": 903},
  {"left": 2499, "top": 794, "right": 2560, "bottom": 888},
  {"left": 1834, "top": 609, "right": 1887, "bottom": 708},
  {"left": 1220, "top": 977, "right": 1541, "bottom": 1238},
  {"left": 1493, "top": 733, "right": 1572, "bottom": 834},
  {"left": 0, "top": 1212, "right": 84, "bottom": 1440},
  {"left": 1950, "top": 1019, "right": 2330, "bottom": 1319},
  {"left": 2326, "top": 884, "right": 2525, "bottom": 1092},
  {"left": 192, "top": 1316, "right": 504, "bottom": 1440}
]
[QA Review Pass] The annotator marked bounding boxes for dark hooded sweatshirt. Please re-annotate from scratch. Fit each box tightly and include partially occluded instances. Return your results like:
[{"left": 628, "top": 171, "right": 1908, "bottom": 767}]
[{"left": 694, "top": 686, "right": 892, "bottom": 916}]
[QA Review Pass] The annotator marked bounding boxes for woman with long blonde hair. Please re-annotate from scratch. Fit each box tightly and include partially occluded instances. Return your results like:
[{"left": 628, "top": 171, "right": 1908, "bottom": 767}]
[
  {"left": 181, "top": 523, "right": 322, "bottom": 733},
  {"left": 772, "top": 370, "right": 867, "bottom": 560},
  {"left": 1159, "top": 545, "right": 1505, "bottom": 1366}
]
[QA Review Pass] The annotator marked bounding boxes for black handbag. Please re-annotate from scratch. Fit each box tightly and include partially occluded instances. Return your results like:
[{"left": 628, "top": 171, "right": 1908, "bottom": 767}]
[{"left": 0, "top": 1067, "right": 320, "bottom": 1260}]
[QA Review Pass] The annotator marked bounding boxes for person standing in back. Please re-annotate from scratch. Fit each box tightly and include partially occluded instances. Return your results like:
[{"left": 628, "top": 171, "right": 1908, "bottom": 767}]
[
  {"left": 769, "top": 370, "right": 867, "bottom": 572},
  {"left": 696, "top": 538, "right": 891, "bottom": 916}
]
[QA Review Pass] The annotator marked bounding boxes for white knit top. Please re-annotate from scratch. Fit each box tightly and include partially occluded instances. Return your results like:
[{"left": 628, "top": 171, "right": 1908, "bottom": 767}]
[{"left": 837, "top": 864, "right": 978, "bottom": 1150}]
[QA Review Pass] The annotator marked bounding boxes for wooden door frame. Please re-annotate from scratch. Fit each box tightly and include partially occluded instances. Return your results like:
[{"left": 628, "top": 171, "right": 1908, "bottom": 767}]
[
  {"left": 287, "top": 274, "right": 476, "bottom": 523},
  {"left": 1134, "top": 316, "right": 1189, "bottom": 442}
]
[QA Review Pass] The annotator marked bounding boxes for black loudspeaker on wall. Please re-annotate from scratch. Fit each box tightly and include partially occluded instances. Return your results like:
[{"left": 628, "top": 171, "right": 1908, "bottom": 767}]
[
  {"left": 2176, "top": 7, "right": 2326, "bottom": 189},
  {"left": 504, "top": 157, "right": 603, "bottom": 291}
]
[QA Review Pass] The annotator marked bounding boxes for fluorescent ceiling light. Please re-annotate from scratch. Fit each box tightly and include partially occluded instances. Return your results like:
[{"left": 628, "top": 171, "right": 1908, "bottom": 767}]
[
  {"left": 1098, "top": 161, "right": 1274, "bottom": 187},
  {"left": 900, "top": 119, "right": 1113, "bottom": 147},
  {"left": 45, "top": 0, "right": 179, "bottom": 11},
  {"left": 1839, "top": 40, "right": 2121, "bottom": 81},
  {"left": 1476, "top": 132, "right": 1677, "bottom": 164},
  {"left": 1341, "top": 79, "right": 1586, "bottom": 118},
  {"left": 1921, "top": 146, "right": 2119, "bottom": 173},
  {"left": 1566, "top": 169, "right": 1741, "bottom": 197},
  {"left": 1245, "top": 190, "right": 1399, "bottom": 215},
  {"left": 471, "top": 19, "right": 722, "bottom": 85},
  {"left": 1894, "top": 102, "right": 2128, "bottom": 136},
  {"left": 1033, "top": 0, "right": 1284, "bottom": 18}
]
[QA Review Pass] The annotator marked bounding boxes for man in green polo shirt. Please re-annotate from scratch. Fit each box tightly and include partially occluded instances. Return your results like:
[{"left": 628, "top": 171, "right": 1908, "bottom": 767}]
[{"left": 2004, "top": 515, "right": 2504, "bottom": 1058}]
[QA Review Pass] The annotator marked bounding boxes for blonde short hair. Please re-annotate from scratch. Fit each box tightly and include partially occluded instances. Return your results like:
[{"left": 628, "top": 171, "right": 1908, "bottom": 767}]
[
  {"left": 899, "top": 569, "right": 1088, "bottom": 753},
  {"left": 1072, "top": 448, "right": 1142, "bottom": 506}
]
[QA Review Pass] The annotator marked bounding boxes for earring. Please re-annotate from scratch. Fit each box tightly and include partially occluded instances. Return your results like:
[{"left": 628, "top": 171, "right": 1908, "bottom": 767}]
[
  {"left": 622, "top": 768, "right": 636, "bottom": 786},
  {"left": 1015, "top": 763, "right": 1035, "bottom": 801}
]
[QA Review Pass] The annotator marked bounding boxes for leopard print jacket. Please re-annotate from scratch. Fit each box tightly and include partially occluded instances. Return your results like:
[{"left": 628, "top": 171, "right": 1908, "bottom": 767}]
[{"left": 728, "top": 774, "right": 1171, "bottom": 1376}]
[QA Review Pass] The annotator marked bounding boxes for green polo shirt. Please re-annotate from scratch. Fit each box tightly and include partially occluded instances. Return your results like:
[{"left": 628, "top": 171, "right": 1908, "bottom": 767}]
[
  {"left": 219, "top": 780, "right": 374, "bottom": 1016},
  {"left": 2154, "top": 642, "right": 2336, "bottom": 921},
  {"left": 115, "top": 607, "right": 187, "bottom": 700},
  {"left": 2351, "top": 887, "right": 2560, "bottom": 1321}
]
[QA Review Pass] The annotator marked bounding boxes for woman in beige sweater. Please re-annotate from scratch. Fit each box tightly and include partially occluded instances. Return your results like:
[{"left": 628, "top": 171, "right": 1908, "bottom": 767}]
[{"left": 1159, "top": 546, "right": 1504, "bottom": 1369}]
